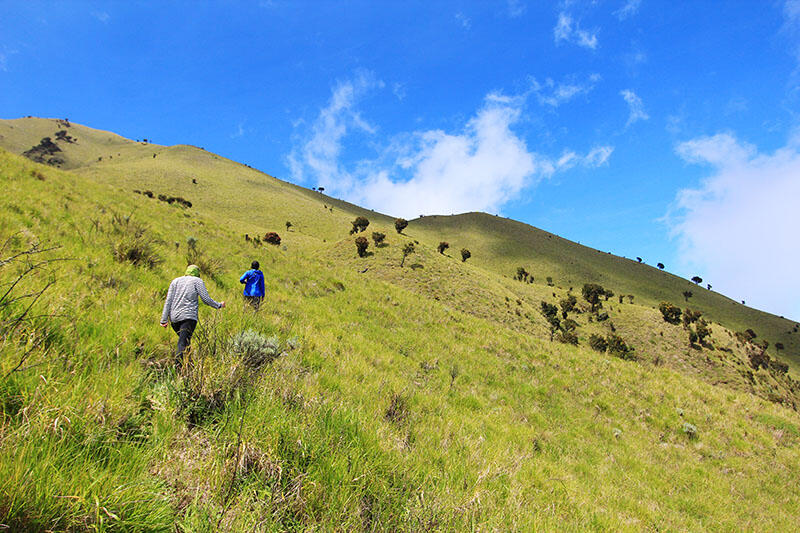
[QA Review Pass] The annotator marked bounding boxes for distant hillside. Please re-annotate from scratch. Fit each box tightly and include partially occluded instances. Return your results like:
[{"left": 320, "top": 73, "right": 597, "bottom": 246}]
[{"left": 2, "top": 118, "right": 800, "bottom": 530}]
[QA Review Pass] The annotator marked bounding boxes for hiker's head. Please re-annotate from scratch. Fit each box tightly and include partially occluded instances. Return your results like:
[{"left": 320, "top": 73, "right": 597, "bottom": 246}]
[
  {"left": 251, "top": 260, "right": 259, "bottom": 270},
  {"left": 185, "top": 264, "right": 201, "bottom": 277}
]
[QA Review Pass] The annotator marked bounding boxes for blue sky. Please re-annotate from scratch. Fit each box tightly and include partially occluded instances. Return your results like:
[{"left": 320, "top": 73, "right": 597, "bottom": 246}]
[{"left": 2, "top": 1, "right": 800, "bottom": 320}]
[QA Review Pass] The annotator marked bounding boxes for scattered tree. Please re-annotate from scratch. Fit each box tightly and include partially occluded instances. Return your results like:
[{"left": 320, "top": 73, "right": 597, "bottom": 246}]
[
  {"left": 657, "top": 262, "right": 665, "bottom": 270},
  {"left": 695, "top": 319, "right": 711, "bottom": 345},
  {"left": 515, "top": 266, "right": 530, "bottom": 282},
  {"left": 285, "top": 221, "right": 292, "bottom": 231},
  {"left": 355, "top": 236, "right": 369, "bottom": 257},
  {"left": 636, "top": 257, "right": 642, "bottom": 263},
  {"left": 400, "top": 242, "right": 415, "bottom": 267},
  {"left": 460, "top": 248, "right": 471, "bottom": 262},
  {"left": 582, "top": 283, "right": 606, "bottom": 312},
  {"left": 371, "top": 232, "right": 386, "bottom": 246},
  {"left": 706, "top": 284, "right": 712, "bottom": 290},
  {"left": 618, "top": 294, "right": 624, "bottom": 304},
  {"left": 603, "top": 289, "right": 614, "bottom": 301},
  {"left": 682, "top": 290, "right": 693, "bottom": 302},
  {"left": 560, "top": 295, "right": 577, "bottom": 315},
  {"left": 691, "top": 276, "right": 703, "bottom": 285},
  {"left": 394, "top": 218, "right": 408, "bottom": 234},
  {"left": 546, "top": 276, "right": 554, "bottom": 286},
  {"left": 350, "top": 216, "right": 370, "bottom": 234},
  {"left": 438, "top": 241, "right": 450, "bottom": 254},
  {"left": 627, "top": 294, "right": 634, "bottom": 304},
  {"left": 682, "top": 308, "right": 702, "bottom": 328},
  {"left": 775, "top": 342, "right": 785, "bottom": 351}
]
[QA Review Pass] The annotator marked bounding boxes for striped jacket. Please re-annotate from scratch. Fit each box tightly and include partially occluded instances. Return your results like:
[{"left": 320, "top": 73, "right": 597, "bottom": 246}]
[{"left": 160, "top": 275, "right": 222, "bottom": 324}]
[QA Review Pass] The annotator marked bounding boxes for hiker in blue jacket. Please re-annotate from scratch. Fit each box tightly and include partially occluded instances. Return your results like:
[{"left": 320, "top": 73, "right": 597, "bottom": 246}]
[{"left": 240, "top": 260, "right": 265, "bottom": 309}]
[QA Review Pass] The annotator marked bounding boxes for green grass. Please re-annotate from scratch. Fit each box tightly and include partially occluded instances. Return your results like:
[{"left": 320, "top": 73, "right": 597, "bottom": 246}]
[{"left": 1, "top": 120, "right": 800, "bottom": 531}]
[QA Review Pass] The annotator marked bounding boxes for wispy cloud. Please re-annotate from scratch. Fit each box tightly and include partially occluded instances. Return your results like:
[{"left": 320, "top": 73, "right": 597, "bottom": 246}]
[
  {"left": 620, "top": 89, "right": 649, "bottom": 126},
  {"left": 231, "top": 121, "right": 246, "bottom": 139},
  {"left": 287, "top": 74, "right": 613, "bottom": 219},
  {"left": 670, "top": 133, "right": 800, "bottom": 319},
  {"left": 507, "top": 0, "right": 526, "bottom": 18},
  {"left": 392, "top": 82, "right": 406, "bottom": 101},
  {"left": 554, "top": 12, "right": 598, "bottom": 50},
  {"left": 455, "top": 12, "right": 471, "bottom": 29},
  {"left": 615, "top": 0, "right": 641, "bottom": 20},
  {"left": 530, "top": 74, "right": 600, "bottom": 107},
  {"left": 0, "top": 47, "right": 17, "bottom": 72},
  {"left": 91, "top": 11, "right": 110, "bottom": 23}
]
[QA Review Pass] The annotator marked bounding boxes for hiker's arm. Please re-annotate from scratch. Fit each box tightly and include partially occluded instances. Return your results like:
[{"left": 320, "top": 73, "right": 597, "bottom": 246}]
[
  {"left": 239, "top": 271, "right": 249, "bottom": 284},
  {"left": 197, "top": 279, "right": 224, "bottom": 309},
  {"left": 160, "top": 281, "right": 175, "bottom": 325}
]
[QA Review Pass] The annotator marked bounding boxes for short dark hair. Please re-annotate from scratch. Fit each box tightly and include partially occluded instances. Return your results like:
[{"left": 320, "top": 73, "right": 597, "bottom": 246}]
[{"left": 251, "top": 260, "right": 260, "bottom": 270}]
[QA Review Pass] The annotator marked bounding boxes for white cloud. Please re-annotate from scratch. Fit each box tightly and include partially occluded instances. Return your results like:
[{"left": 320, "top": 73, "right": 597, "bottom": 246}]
[
  {"left": 288, "top": 75, "right": 613, "bottom": 219},
  {"left": 507, "top": 0, "right": 526, "bottom": 18},
  {"left": 0, "top": 47, "right": 18, "bottom": 72},
  {"left": 554, "top": 12, "right": 598, "bottom": 50},
  {"left": 670, "top": 133, "right": 800, "bottom": 319},
  {"left": 392, "top": 82, "right": 406, "bottom": 101},
  {"left": 231, "top": 121, "right": 245, "bottom": 139},
  {"left": 455, "top": 12, "right": 471, "bottom": 29},
  {"left": 620, "top": 89, "right": 649, "bottom": 126},
  {"left": 615, "top": 0, "right": 641, "bottom": 20},
  {"left": 530, "top": 74, "right": 600, "bottom": 107},
  {"left": 92, "top": 11, "right": 110, "bottom": 23},
  {"left": 286, "top": 72, "right": 383, "bottom": 190}
]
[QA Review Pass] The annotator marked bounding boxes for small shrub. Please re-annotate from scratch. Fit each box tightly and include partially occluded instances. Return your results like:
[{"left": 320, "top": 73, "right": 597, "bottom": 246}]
[
  {"left": 589, "top": 334, "right": 607, "bottom": 352},
  {"left": 546, "top": 276, "right": 554, "bottom": 286},
  {"left": 596, "top": 312, "right": 609, "bottom": 322},
  {"left": 264, "top": 232, "right": 281, "bottom": 245},
  {"left": 627, "top": 294, "right": 634, "bottom": 304},
  {"left": 515, "top": 266, "right": 529, "bottom": 281},
  {"left": 748, "top": 348, "right": 770, "bottom": 370},
  {"left": 400, "top": 242, "right": 415, "bottom": 267},
  {"left": 682, "top": 290, "right": 693, "bottom": 302},
  {"left": 350, "top": 216, "right": 370, "bottom": 234},
  {"left": 285, "top": 221, "right": 292, "bottom": 230},
  {"left": 659, "top": 302, "right": 682, "bottom": 325},
  {"left": 556, "top": 330, "right": 578, "bottom": 345},
  {"left": 682, "top": 308, "right": 701, "bottom": 327},
  {"left": 437, "top": 242, "right": 449, "bottom": 254},
  {"left": 560, "top": 295, "right": 577, "bottom": 315},
  {"left": 229, "top": 330, "right": 281, "bottom": 368},
  {"left": 769, "top": 360, "right": 789, "bottom": 375},
  {"left": 606, "top": 334, "right": 635, "bottom": 360},
  {"left": 110, "top": 214, "right": 161, "bottom": 269},
  {"left": 394, "top": 218, "right": 408, "bottom": 234},
  {"left": 355, "top": 236, "right": 369, "bottom": 257},
  {"left": 682, "top": 422, "right": 698, "bottom": 440},
  {"left": 460, "top": 248, "right": 471, "bottom": 262},
  {"left": 372, "top": 232, "right": 386, "bottom": 246},
  {"left": 562, "top": 318, "right": 578, "bottom": 331},
  {"left": 657, "top": 262, "right": 664, "bottom": 270},
  {"left": 691, "top": 276, "right": 703, "bottom": 285}
]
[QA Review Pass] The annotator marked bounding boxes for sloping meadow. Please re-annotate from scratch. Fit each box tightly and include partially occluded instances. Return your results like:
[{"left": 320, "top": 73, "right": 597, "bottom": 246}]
[{"left": 1, "top": 149, "right": 800, "bottom": 530}]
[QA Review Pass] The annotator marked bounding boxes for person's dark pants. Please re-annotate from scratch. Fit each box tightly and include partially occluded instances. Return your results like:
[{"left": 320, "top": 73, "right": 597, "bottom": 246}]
[
  {"left": 244, "top": 295, "right": 263, "bottom": 310},
  {"left": 171, "top": 319, "right": 197, "bottom": 368}
]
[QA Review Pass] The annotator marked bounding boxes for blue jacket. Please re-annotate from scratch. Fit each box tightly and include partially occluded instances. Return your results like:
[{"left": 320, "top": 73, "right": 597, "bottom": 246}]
[{"left": 239, "top": 269, "right": 265, "bottom": 297}]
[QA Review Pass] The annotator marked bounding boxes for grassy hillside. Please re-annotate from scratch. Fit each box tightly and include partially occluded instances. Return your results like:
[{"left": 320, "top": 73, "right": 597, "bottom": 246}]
[
  {"left": 2, "top": 119, "right": 800, "bottom": 530},
  {"left": 408, "top": 212, "right": 800, "bottom": 371}
]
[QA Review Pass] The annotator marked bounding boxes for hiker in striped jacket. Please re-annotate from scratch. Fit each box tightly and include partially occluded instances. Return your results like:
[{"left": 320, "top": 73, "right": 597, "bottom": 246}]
[{"left": 160, "top": 264, "right": 225, "bottom": 368}]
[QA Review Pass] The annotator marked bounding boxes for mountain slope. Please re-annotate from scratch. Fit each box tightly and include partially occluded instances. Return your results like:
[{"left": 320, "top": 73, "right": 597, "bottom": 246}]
[{"left": 2, "top": 119, "right": 800, "bottom": 530}]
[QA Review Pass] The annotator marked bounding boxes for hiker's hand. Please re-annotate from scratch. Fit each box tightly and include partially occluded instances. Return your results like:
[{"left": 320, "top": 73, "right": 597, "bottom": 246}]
[
  {"left": 220, "top": 301, "right": 226, "bottom": 309},
  {"left": 160, "top": 322, "right": 168, "bottom": 328}
]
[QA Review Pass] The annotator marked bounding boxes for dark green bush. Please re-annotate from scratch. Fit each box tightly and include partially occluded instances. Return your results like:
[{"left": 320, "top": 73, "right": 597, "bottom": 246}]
[
  {"left": 394, "top": 218, "right": 408, "bottom": 234},
  {"left": 438, "top": 242, "right": 449, "bottom": 254},
  {"left": 461, "top": 248, "right": 471, "bottom": 262},
  {"left": 556, "top": 330, "right": 578, "bottom": 345},
  {"left": 355, "top": 236, "right": 369, "bottom": 257},
  {"left": 659, "top": 302, "right": 682, "bottom": 325},
  {"left": 350, "top": 216, "right": 370, "bottom": 234},
  {"left": 372, "top": 232, "right": 386, "bottom": 246},
  {"left": 560, "top": 295, "right": 577, "bottom": 314},
  {"left": 589, "top": 334, "right": 607, "bottom": 352},
  {"left": 606, "top": 334, "right": 635, "bottom": 360}
]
